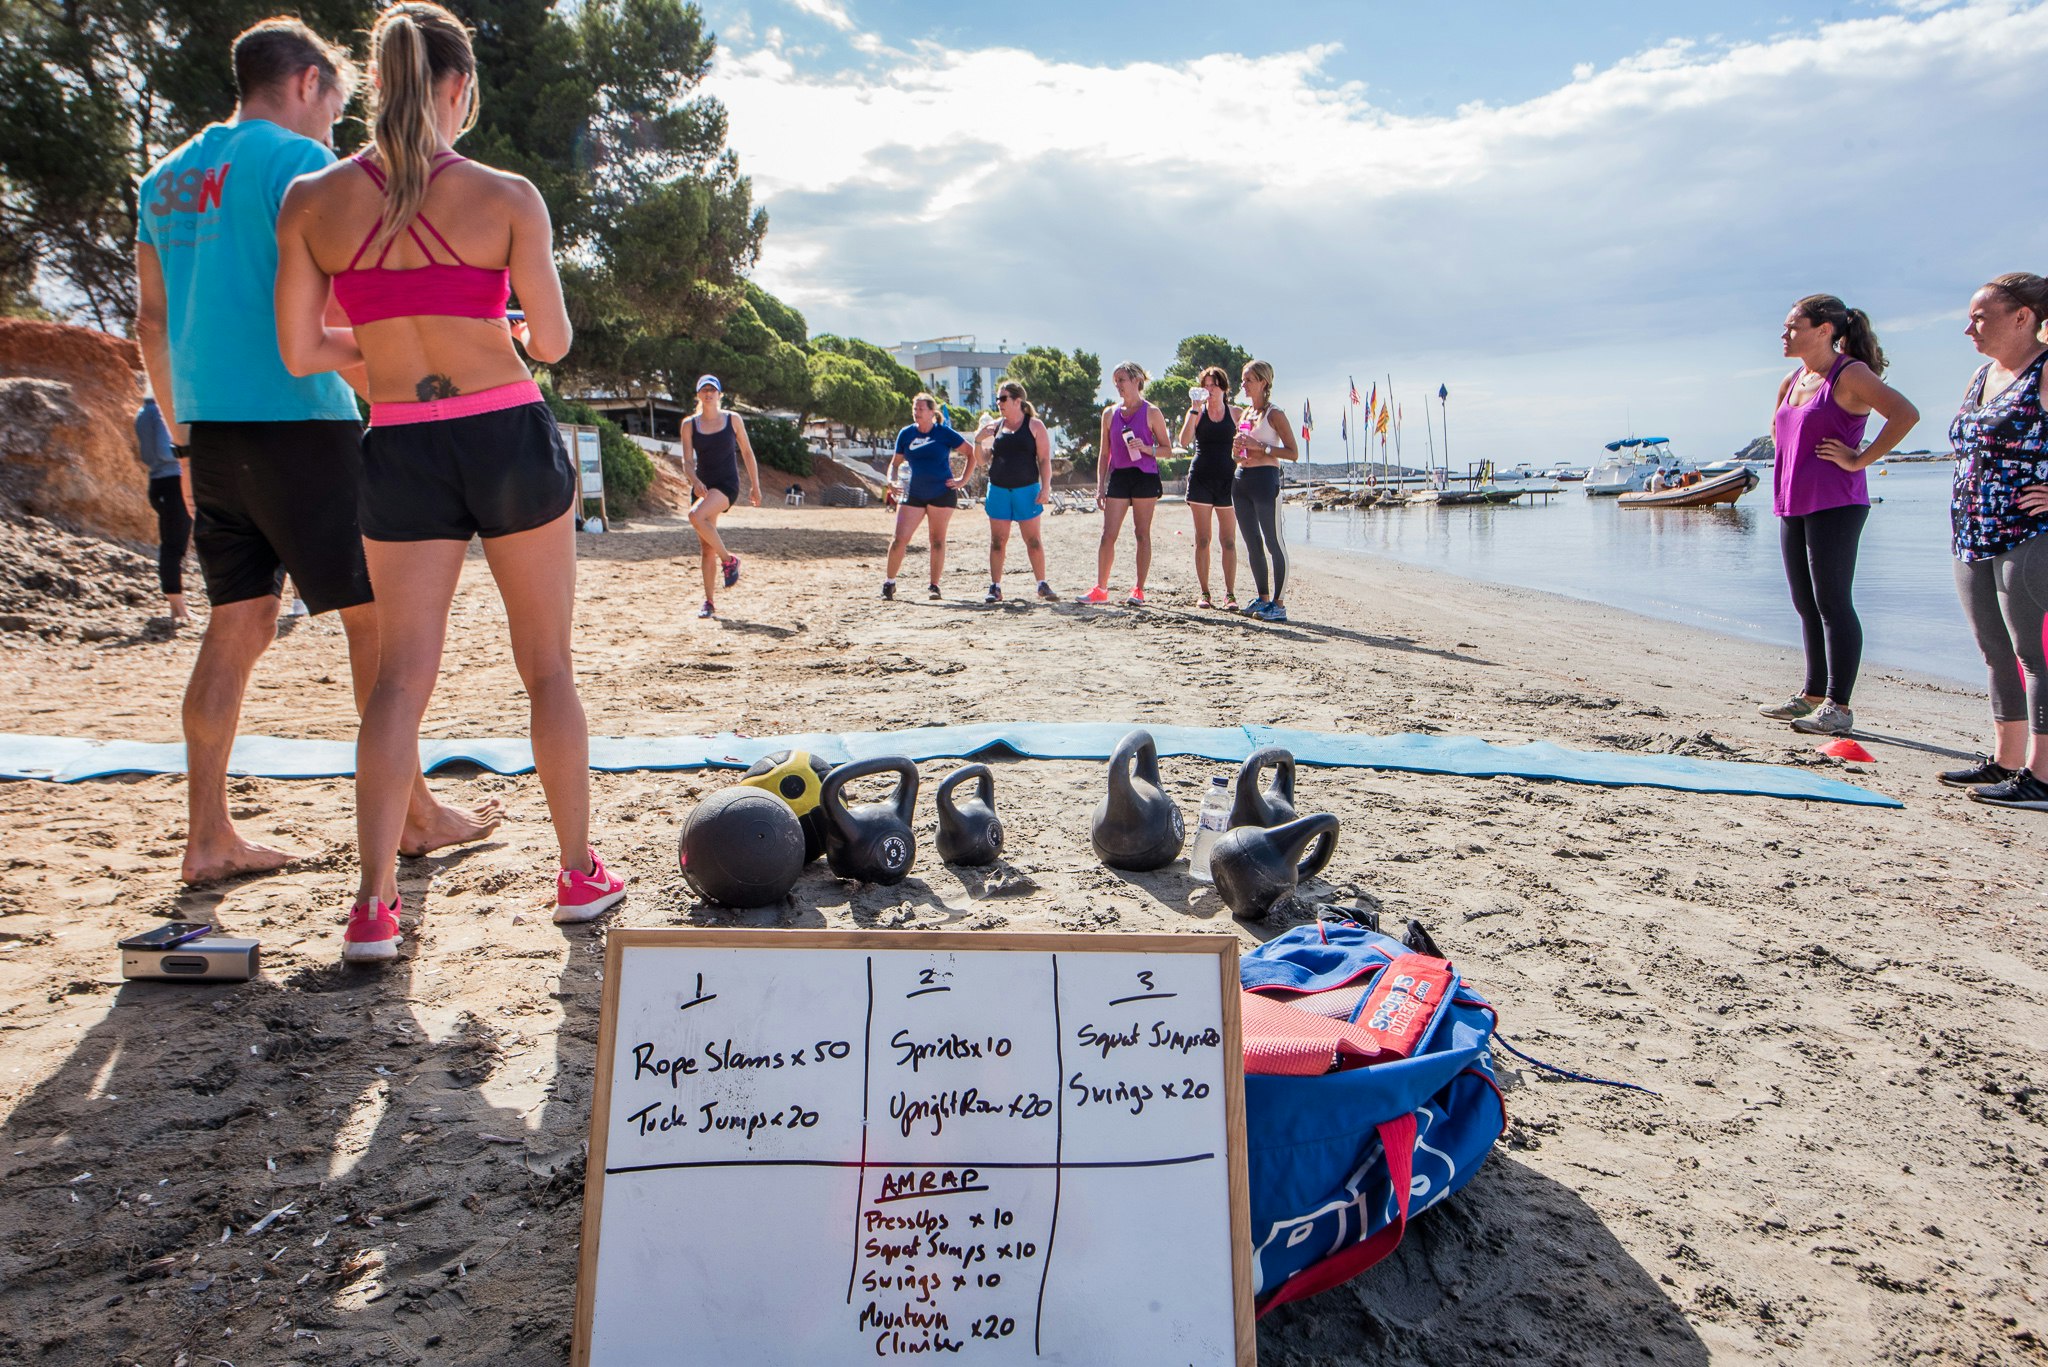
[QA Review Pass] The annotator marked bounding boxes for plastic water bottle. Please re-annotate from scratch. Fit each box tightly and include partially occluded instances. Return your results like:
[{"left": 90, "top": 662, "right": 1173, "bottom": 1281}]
[{"left": 1188, "top": 776, "right": 1232, "bottom": 882}]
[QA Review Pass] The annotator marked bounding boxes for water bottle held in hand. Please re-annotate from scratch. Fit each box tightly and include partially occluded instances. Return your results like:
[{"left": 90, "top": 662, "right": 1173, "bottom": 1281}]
[{"left": 1189, "top": 776, "right": 1232, "bottom": 883}]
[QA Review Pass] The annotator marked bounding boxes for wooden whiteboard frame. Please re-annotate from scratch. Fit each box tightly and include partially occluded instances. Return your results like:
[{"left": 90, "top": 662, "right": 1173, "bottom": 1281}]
[{"left": 573, "top": 928, "right": 1255, "bottom": 1366}]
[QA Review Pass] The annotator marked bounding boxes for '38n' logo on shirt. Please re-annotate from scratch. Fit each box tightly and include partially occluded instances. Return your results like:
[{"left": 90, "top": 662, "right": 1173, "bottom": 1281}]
[{"left": 149, "top": 163, "right": 232, "bottom": 216}]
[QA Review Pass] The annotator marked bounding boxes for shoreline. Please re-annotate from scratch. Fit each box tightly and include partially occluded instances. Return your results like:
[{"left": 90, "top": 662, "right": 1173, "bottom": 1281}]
[
  {"left": 1287, "top": 538, "right": 1992, "bottom": 744},
  {"left": 0, "top": 504, "right": 2042, "bottom": 1366}
]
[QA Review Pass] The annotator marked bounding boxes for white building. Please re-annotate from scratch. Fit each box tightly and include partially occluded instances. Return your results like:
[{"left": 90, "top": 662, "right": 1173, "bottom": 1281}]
[{"left": 892, "top": 336, "right": 1018, "bottom": 408}]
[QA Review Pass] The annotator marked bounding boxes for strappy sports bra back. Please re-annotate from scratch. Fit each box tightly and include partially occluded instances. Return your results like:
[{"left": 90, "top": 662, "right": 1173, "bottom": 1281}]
[{"left": 331, "top": 152, "right": 512, "bottom": 326}]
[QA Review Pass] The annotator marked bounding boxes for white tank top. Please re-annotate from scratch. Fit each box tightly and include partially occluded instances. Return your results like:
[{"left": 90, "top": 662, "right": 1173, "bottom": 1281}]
[{"left": 1248, "top": 407, "right": 1283, "bottom": 448}]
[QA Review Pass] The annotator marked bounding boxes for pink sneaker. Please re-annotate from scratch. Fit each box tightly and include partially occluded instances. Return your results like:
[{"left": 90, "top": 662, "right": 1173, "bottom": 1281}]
[
  {"left": 1081, "top": 586, "right": 1110, "bottom": 605},
  {"left": 556, "top": 848, "right": 627, "bottom": 924},
  {"left": 342, "top": 896, "right": 402, "bottom": 963},
  {"left": 1124, "top": 588, "right": 1147, "bottom": 606},
  {"left": 721, "top": 555, "right": 741, "bottom": 588}
]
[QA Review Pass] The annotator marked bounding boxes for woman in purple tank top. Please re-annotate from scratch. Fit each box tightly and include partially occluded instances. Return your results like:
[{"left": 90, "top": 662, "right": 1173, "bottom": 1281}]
[
  {"left": 1086, "top": 361, "right": 1172, "bottom": 606},
  {"left": 1757, "top": 294, "right": 1918, "bottom": 737}
]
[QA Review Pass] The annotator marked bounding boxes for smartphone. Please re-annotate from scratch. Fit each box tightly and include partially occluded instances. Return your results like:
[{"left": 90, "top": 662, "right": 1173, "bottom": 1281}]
[
  {"left": 117, "top": 921, "right": 217, "bottom": 951},
  {"left": 506, "top": 310, "right": 526, "bottom": 324}
]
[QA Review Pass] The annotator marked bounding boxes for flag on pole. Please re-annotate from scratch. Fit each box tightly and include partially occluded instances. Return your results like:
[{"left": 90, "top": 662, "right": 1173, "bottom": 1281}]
[
  {"left": 1302, "top": 398, "right": 1313, "bottom": 441},
  {"left": 1349, "top": 376, "right": 1361, "bottom": 406},
  {"left": 1438, "top": 383, "right": 1449, "bottom": 401},
  {"left": 1368, "top": 382, "right": 1377, "bottom": 414},
  {"left": 1375, "top": 405, "right": 1389, "bottom": 435},
  {"left": 1341, "top": 409, "right": 1348, "bottom": 441}
]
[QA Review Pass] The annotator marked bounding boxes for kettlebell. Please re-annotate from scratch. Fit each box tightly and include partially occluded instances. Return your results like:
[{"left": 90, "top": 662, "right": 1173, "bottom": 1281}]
[
  {"left": 1091, "top": 729, "right": 1185, "bottom": 872},
  {"left": 1230, "top": 747, "right": 1299, "bottom": 828},
  {"left": 934, "top": 764, "right": 1004, "bottom": 866},
  {"left": 820, "top": 756, "right": 920, "bottom": 885},
  {"left": 1228, "top": 746, "right": 1335, "bottom": 880},
  {"left": 1211, "top": 813, "right": 1342, "bottom": 921}
]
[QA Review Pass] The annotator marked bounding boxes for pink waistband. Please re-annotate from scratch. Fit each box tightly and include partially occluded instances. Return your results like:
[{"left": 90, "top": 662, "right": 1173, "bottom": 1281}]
[{"left": 369, "top": 380, "right": 543, "bottom": 428}]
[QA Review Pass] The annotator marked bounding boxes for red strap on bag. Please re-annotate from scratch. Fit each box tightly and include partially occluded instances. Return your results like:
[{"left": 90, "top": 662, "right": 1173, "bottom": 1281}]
[{"left": 1256, "top": 1112, "right": 1417, "bottom": 1315}]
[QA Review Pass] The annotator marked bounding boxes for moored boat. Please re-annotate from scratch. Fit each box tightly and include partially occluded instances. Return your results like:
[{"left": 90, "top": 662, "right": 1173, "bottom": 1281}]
[
  {"left": 1586, "top": 436, "right": 1683, "bottom": 495},
  {"left": 1616, "top": 467, "right": 1758, "bottom": 508}
]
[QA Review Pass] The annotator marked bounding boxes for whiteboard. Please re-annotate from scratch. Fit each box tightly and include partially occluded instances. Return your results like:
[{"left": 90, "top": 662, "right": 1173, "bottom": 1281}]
[
  {"left": 575, "top": 930, "right": 1254, "bottom": 1366},
  {"left": 576, "top": 427, "right": 604, "bottom": 496}
]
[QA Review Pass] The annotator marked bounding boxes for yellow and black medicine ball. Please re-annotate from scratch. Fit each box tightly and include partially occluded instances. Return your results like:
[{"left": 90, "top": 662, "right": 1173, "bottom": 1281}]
[{"left": 739, "top": 749, "right": 834, "bottom": 862}]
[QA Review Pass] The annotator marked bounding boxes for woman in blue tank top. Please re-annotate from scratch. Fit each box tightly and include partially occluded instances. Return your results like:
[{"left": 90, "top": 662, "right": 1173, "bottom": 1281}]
[
  {"left": 882, "top": 393, "right": 975, "bottom": 599},
  {"left": 1086, "top": 360, "right": 1171, "bottom": 606}
]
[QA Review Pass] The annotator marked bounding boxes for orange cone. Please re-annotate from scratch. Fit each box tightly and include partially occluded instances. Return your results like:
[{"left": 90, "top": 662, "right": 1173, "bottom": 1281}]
[{"left": 1822, "top": 738, "right": 1875, "bottom": 763}]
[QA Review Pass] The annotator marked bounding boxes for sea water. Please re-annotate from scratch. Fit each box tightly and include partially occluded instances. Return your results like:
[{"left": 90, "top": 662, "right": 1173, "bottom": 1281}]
[{"left": 1294, "top": 461, "right": 1987, "bottom": 686}]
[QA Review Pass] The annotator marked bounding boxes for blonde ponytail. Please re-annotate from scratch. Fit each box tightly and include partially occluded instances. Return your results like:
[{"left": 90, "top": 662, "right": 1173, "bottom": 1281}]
[{"left": 365, "top": 3, "right": 477, "bottom": 259}]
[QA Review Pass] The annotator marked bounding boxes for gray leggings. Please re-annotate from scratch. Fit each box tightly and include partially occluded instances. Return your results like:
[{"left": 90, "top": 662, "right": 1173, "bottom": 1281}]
[
  {"left": 1954, "top": 531, "right": 2048, "bottom": 733},
  {"left": 1232, "top": 466, "right": 1288, "bottom": 601}
]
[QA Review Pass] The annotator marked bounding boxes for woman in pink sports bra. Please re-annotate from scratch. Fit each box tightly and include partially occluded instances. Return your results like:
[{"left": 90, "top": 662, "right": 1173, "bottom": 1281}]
[{"left": 276, "top": 1, "right": 625, "bottom": 963}]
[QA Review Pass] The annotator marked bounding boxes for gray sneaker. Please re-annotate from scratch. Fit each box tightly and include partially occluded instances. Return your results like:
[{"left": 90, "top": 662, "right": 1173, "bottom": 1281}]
[
  {"left": 1758, "top": 695, "right": 1820, "bottom": 721},
  {"left": 1790, "top": 700, "right": 1854, "bottom": 735}
]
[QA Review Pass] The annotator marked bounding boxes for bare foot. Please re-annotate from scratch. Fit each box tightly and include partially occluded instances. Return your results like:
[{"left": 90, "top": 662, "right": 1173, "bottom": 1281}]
[
  {"left": 181, "top": 837, "right": 296, "bottom": 885},
  {"left": 399, "top": 796, "right": 505, "bottom": 858}
]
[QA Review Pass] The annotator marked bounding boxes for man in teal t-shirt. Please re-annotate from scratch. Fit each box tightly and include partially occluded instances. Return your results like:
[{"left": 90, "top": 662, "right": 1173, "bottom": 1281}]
[{"left": 134, "top": 18, "right": 497, "bottom": 887}]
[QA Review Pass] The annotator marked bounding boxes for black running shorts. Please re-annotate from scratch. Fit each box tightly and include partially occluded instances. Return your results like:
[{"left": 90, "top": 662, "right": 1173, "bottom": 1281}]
[
  {"left": 186, "top": 420, "right": 374, "bottom": 614},
  {"left": 1185, "top": 455, "right": 1236, "bottom": 507},
  {"left": 904, "top": 488, "right": 959, "bottom": 510},
  {"left": 1104, "top": 466, "right": 1163, "bottom": 501},
  {"left": 359, "top": 401, "right": 576, "bottom": 542}
]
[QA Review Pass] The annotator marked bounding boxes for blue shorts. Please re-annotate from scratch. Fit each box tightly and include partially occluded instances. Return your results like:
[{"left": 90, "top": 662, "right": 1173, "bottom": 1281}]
[{"left": 985, "top": 482, "right": 1043, "bottom": 522}]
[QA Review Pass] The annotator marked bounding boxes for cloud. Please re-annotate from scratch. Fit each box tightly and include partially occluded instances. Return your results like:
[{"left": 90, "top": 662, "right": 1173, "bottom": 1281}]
[
  {"left": 784, "top": 0, "right": 856, "bottom": 32},
  {"left": 710, "top": 3, "right": 2048, "bottom": 457}
]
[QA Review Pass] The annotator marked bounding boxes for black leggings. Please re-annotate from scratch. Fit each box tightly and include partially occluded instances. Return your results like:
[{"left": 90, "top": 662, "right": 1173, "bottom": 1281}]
[
  {"left": 1779, "top": 503, "right": 1868, "bottom": 705},
  {"left": 1233, "top": 466, "right": 1288, "bottom": 601},
  {"left": 147, "top": 473, "right": 191, "bottom": 597}
]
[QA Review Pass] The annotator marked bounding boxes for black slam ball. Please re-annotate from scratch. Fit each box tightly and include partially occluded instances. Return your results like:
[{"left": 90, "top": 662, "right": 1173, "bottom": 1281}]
[
  {"left": 678, "top": 787, "right": 806, "bottom": 907},
  {"left": 739, "top": 749, "right": 834, "bottom": 863}
]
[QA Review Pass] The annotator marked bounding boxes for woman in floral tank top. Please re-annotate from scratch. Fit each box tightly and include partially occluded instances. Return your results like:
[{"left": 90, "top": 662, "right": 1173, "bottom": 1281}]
[{"left": 1943, "top": 272, "right": 2048, "bottom": 811}]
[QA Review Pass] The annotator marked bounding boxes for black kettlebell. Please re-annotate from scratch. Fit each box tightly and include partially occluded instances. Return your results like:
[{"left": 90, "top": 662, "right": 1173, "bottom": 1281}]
[
  {"left": 935, "top": 764, "right": 1004, "bottom": 866},
  {"left": 1230, "top": 747, "right": 1299, "bottom": 827},
  {"left": 1091, "top": 729, "right": 1185, "bottom": 871},
  {"left": 821, "top": 757, "right": 920, "bottom": 885},
  {"left": 1228, "top": 746, "right": 1335, "bottom": 880},
  {"left": 1211, "top": 813, "right": 1342, "bottom": 921}
]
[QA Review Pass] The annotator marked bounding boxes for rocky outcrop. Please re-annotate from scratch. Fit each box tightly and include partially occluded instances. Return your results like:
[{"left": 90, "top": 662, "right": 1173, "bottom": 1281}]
[
  {"left": 0, "top": 321, "right": 154, "bottom": 543},
  {"left": 1732, "top": 434, "right": 1775, "bottom": 463},
  {"left": 0, "top": 511, "right": 162, "bottom": 641}
]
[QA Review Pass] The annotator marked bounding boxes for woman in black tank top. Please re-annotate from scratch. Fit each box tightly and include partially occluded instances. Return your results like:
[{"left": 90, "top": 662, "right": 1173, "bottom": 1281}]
[
  {"left": 682, "top": 375, "right": 762, "bottom": 619},
  {"left": 973, "top": 381, "right": 1058, "bottom": 603},
  {"left": 1176, "top": 365, "right": 1240, "bottom": 608}
]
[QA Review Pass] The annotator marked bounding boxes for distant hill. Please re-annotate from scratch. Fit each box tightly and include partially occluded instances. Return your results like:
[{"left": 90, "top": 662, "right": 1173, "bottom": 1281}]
[{"left": 1733, "top": 434, "right": 1773, "bottom": 462}]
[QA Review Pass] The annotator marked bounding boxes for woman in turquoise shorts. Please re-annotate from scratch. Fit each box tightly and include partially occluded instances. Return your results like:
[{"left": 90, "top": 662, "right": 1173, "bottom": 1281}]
[{"left": 975, "top": 380, "right": 1057, "bottom": 604}]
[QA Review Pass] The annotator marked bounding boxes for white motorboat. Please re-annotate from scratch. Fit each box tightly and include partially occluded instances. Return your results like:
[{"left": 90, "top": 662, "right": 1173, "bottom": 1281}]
[{"left": 1585, "top": 436, "right": 1684, "bottom": 496}]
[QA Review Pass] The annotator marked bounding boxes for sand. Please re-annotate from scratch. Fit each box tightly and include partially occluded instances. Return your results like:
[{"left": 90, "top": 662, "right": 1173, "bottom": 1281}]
[{"left": 0, "top": 500, "right": 2042, "bottom": 1366}]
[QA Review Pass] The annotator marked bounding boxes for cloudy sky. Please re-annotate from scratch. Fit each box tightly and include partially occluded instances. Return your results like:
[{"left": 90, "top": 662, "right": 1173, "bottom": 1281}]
[{"left": 700, "top": 0, "right": 2048, "bottom": 464}]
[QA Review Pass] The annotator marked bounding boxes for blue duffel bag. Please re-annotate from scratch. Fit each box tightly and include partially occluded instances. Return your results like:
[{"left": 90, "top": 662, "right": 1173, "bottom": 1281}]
[{"left": 1240, "top": 920, "right": 1506, "bottom": 1314}]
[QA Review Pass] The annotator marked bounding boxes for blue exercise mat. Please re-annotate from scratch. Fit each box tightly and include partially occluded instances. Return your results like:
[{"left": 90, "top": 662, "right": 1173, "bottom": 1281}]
[{"left": 0, "top": 724, "right": 1898, "bottom": 806}]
